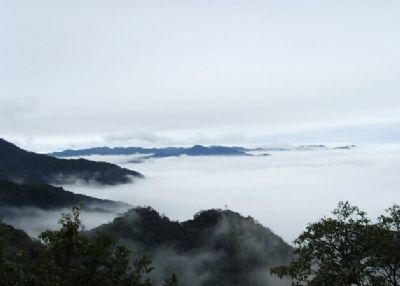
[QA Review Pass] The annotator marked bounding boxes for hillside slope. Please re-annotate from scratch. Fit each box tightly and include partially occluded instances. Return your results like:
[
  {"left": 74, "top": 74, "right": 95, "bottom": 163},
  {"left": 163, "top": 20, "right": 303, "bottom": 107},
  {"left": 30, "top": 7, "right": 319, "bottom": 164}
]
[
  {"left": 94, "top": 207, "right": 293, "bottom": 286},
  {"left": 0, "top": 138, "right": 143, "bottom": 185},
  {"left": 0, "top": 221, "right": 43, "bottom": 259},
  {"left": 0, "top": 180, "right": 130, "bottom": 212}
]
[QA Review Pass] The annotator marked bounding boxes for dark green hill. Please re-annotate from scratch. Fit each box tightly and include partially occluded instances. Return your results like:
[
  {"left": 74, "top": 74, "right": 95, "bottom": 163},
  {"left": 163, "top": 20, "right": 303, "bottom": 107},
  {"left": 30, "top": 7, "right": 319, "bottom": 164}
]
[
  {"left": 0, "top": 221, "right": 42, "bottom": 260},
  {"left": 94, "top": 207, "right": 293, "bottom": 286},
  {"left": 0, "top": 180, "right": 130, "bottom": 212},
  {"left": 0, "top": 138, "right": 143, "bottom": 185}
]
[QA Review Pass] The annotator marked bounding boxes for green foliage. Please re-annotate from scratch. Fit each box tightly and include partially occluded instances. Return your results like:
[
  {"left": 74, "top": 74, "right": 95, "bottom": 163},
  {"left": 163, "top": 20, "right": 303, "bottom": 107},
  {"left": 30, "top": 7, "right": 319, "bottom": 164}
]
[
  {"left": 0, "top": 207, "right": 177, "bottom": 286},
  {"left": 367, "top": 205, "right": 400, "bottom": 286},
  {"left": 163, "top": 273, "right": 178, "bottom": 286},
  {"left": 271, "top": 202, "right": 400, "bottom": 286}
]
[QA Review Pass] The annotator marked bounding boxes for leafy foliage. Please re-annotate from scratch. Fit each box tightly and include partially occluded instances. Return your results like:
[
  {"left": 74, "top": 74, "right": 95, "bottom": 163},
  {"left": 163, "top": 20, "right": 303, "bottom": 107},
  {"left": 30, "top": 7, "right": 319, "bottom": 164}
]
[
  {"left": 271, "top": 202, "right": 400, "bottom": 286},
  {"left": 0, "top": 207, "right": 177, "bottom": 286},
  {"left": 367, "top": 205, "right": 400, "bottom": 286}
]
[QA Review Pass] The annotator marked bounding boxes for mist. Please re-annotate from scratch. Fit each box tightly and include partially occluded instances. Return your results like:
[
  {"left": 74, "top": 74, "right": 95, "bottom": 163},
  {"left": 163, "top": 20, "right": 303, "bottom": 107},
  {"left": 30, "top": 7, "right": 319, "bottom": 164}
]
[
  {"left": 89, "top": 206, "right": 293, "bottom": 286},
  {"left": 0, "top": 205, "right": 128, "bottom": 238},
  {"left": 148, "top": 213, "right": 292, "bottom": 286},
  {"left": 63, "top": 144, "right": 400, "bottom": 243}
]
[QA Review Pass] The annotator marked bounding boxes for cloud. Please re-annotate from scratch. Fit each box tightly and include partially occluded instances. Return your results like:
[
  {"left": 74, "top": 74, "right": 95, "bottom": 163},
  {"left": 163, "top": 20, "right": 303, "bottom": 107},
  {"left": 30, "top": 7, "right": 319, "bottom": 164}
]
[
  {"left": 102, "top": 130, "right": 246, "bottom": 147},
  {"left": 63, "top": 144, "right": 400, "bottom": 243},
  {"left": 3, "top": 145, "right": 398, "bottom": 284},
  {"left": 0, "top": 206, "right": 125, "bottom": 237},
  {"left": 1, "top": 1, "right": 400, "bottom": 145},
  {"left": 0, "top": 96, "right": 38, "bottom": 118},
  {"left": 104, "top": 131, "right": 173, "bottom": 146},
  {"left": 104, "top": 208, "right": 292, "bottom": 286}
]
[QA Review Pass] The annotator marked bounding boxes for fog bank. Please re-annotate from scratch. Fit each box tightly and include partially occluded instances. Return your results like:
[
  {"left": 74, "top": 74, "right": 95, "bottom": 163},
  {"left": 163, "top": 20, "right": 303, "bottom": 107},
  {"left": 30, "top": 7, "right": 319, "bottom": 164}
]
[
  {"left": 65, "top": 144, "right": 400, "bottom": 242},
  {"left": 0, "top": 206, "right": 126, "bottom": 237}
]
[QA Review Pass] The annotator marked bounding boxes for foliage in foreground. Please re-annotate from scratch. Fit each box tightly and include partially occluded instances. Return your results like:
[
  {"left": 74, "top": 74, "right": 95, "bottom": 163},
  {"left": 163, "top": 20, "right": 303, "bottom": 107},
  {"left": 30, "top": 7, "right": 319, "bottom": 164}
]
[
  {"left": 0, "top": 207, "right": 177, "bottom": 286},
  {"left": 271, "top": 202, "right": 400, "bottom": 286}
]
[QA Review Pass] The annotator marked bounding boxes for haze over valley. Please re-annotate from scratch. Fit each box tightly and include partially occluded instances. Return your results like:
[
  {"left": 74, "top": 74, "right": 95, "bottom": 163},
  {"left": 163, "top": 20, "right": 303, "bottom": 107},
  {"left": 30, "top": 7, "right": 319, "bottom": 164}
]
[
  {"left": 58, "top": 143, "right": 400, "bottom": 243},
  {"left": 1, "top": 1, "right": 400, "bottom": 285}
]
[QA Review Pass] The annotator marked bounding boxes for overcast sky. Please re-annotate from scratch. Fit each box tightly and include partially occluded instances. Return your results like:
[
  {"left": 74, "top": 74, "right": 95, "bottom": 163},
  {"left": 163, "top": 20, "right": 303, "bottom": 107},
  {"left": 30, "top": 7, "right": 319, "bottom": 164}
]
[{"left": 1, "top": 1, "right": 400, "bottom": 151}]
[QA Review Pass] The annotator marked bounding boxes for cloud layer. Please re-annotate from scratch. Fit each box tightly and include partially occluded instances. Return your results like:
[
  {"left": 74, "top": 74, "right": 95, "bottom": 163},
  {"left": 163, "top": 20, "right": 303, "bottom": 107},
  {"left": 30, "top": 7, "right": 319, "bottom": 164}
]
[
  {"left": 65, "top": 145, "right": 400, "bottom": 242},
  {"left": 1, "top": 1, "right": 400, "bottom": 149}
]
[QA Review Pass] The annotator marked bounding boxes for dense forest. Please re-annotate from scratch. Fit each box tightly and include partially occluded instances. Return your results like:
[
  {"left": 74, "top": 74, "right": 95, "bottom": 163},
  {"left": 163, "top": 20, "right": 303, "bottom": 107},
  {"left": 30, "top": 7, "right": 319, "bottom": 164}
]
[
  {"left": 0, "top": 207, "right": 293, "bottom": 286},
  {"left": 1, "top": 203, "right": 400, "bottom": 286},
  {"left": 0, "top": 207, "right": 177, "bottom": 286}
]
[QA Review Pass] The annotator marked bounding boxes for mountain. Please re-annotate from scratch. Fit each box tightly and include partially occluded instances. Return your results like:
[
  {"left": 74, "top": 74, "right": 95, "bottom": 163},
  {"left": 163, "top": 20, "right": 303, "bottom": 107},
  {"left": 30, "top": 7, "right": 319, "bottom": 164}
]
[
  {"left": 0, "top": 221, "right": 43, "bottom": 259},
  {"left": 139, "top": 145, "right": 249, "bottom": 161},
  {"left": 295, "top": 144, "right": 327, "bottom": 151},
  {"left": 0, "top": 180, "right": 131, "bottom": 212},
  {"left": 93, "top": 207, "right": 293, "bottom": 286},
  {"left": 0, "top": 138, "right": 143, "bottom": 185},
  {"left": 49, "top": 144, "right": 250, "bottom": 159},
  {"left": 333, "top": 145, "right": 356, "bottom": 150},
  {"left": 0, "top": 204, "right": 293, "bottom": 285},
  {"left": 50, "top": 146, "right": 152, "bottom": 157},
  {"left": 49, "top": 144, "right": 356, "bottom": 161}
]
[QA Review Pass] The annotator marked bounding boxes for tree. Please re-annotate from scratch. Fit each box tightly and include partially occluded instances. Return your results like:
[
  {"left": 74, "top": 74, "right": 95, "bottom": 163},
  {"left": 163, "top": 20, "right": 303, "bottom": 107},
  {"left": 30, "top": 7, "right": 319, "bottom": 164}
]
[
  {"left": 164, "top": 273, "right": 178, "bottom": 286},
  {"left": 0, "top": 207, "right": 177, "bottom": 286},
  {"left": 0, "top": 223, "right": 16, "bottom": 285},
  {"left": 271, "top": 202, "right": 372, "bottom": 286},
  {"left": 271, "top": 202, "right": 400, "bottom": 286},
  {"left": 367, "top": 205, "right": 400, "bottom": 286}
]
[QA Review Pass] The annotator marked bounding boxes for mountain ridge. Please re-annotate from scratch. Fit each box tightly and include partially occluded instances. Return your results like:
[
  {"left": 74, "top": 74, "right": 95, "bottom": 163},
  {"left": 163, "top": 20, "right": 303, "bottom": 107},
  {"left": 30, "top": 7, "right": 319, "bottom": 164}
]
[
  {"left": 0, "top": 180, "right": 131, "bottom": 212},
  {"left": 49, "top": 144, "right": 249, "bottom": 159},
  {"left": 0, "top": 138, "right": 143, "bottom": 185},
  {"left": 92, "top": 206, "right": 293, "bottom": 286},
  {"left": 48, "top": 144, "right": 356, "bottom": 160}
]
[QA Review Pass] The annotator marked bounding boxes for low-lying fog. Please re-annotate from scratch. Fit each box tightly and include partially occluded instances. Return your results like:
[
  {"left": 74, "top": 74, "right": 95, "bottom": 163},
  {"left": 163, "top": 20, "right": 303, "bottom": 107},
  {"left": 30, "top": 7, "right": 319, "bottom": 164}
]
[
  {"left": 1, "top": 206, "right": 124, "bottom": 237},
  {"left": 60, "top": 144, "right": 400, "bottom": 243}
]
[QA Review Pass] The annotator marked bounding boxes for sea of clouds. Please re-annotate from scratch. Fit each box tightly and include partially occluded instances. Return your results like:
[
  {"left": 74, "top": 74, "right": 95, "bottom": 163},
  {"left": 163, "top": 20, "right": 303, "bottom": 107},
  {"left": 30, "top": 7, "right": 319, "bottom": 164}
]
[{"left": 58, "top": 144, "right": 400, "bottom": 243}]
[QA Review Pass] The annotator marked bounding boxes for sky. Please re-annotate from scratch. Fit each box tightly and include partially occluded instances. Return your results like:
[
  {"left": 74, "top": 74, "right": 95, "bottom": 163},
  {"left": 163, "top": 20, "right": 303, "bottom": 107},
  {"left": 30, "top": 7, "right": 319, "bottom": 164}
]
[{"left": 1, "top": 1, "right": 400, "bottom": 151}]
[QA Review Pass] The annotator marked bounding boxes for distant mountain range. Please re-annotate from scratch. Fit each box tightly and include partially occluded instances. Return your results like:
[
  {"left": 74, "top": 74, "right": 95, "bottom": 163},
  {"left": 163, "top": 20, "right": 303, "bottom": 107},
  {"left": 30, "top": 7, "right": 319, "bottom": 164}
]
[
  {"left": 0, "top": 138, "right": 143, "bottom": 185},
  {"left": 252, "top": 144, "right": 356, "bottom": 151},
  {"left": 49, "top": 144, "right": 250, "bottom": 159},
  {"left": 48, "top": 143, "right": 356, "bottom": 162},
  {"left": 0, "top": 180, "right": 130, "bottom": 212}
]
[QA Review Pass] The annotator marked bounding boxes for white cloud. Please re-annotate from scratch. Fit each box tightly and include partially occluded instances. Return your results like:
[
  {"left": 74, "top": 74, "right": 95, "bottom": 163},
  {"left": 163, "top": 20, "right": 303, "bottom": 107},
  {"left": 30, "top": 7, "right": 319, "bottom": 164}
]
[
  {"left": 1, "top": 1, "right": 399, "bottom": 145},
  {"left": 64, "top": 145, "right": 400, "bottom": 243},
  {"left": 103, "top": 131, "right": 173, "bottom": 145}
]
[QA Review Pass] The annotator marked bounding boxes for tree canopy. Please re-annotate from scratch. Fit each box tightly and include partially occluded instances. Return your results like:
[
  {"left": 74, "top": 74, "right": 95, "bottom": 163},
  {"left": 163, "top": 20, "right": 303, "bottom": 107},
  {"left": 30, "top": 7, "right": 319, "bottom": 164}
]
[
  {"left": 0, "top": 206, "right": 177, "bottom": 286},
  {"left": 271, "top": 202, "right": 400, "bottom": 286}
]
